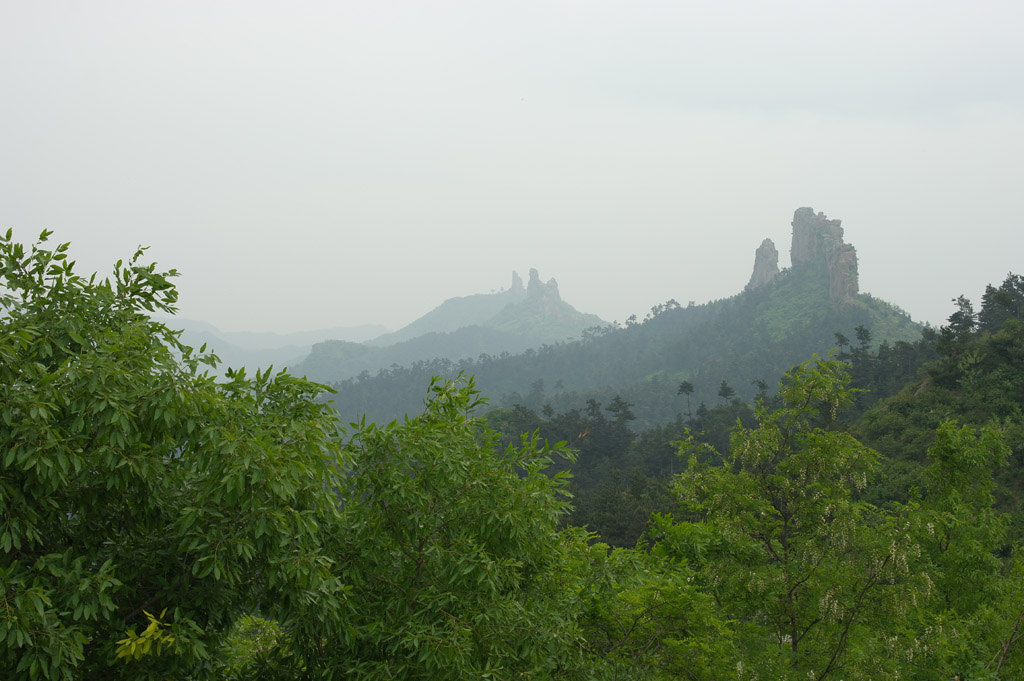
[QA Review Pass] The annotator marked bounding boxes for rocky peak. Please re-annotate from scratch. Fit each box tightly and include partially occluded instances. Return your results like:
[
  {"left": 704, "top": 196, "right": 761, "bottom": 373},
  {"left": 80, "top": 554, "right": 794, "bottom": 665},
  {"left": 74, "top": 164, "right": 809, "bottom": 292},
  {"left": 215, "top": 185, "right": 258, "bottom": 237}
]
[
  {"left": 789, "top": 207, "right": 859, "bottom": 303},
  {"left": 791, "top": 207, "right": 842, "bottom": 265},
  {"left": 510, "top": 270, "right": 525, "bottom": 294},
  {"left": 746, "top": 208, "right": 860, "bottom": 304},
  {"left": 526, "top": 268, "right": 560, "bottom": 300},
  {"left": 746, "top": 238, "right": 780, "bottom": 291}
]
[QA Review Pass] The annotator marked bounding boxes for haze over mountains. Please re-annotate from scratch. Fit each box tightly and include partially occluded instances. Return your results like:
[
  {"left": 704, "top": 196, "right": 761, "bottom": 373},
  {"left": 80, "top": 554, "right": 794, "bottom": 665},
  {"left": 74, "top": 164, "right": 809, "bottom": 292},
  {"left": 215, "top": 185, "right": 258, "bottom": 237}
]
[
  {"left": 165, "top": 320, "right": 390, "bottom": 375},
  {"left": 310, "top": 208, "right": 921, "bottom": 428},
  {"left": 293, "top": 268, "right": 605, "bottom": 382},
  {"left": 157, "top": 205, "right": 946, "bottom": 439},
  {"left": 175, "top": 208, "right": 921, "bottom": 426},
  {"left": 174, "top": 267, "right": 605, "bottom": 378}
]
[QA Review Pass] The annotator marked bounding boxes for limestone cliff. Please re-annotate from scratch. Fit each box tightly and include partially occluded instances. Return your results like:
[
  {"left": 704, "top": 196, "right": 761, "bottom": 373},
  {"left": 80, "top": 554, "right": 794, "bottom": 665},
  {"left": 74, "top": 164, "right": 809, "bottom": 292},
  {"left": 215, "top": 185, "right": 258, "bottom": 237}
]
[
  {"left": 789, "top": 207, "right": 859, "bottom": 303},
  {"left": 746, "top": 238, "right": 780, "bottom": 290}
]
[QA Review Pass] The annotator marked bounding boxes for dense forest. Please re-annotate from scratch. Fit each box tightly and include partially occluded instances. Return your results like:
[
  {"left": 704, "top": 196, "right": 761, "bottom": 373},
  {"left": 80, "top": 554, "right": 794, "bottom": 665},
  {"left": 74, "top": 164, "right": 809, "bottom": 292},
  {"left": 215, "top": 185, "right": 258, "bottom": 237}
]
[
  {"left": 323, "top": 266, "right": 921, "bottom": 432},
  {"left": 4, "top": 230, "right": 1024, "bottom": 680}
]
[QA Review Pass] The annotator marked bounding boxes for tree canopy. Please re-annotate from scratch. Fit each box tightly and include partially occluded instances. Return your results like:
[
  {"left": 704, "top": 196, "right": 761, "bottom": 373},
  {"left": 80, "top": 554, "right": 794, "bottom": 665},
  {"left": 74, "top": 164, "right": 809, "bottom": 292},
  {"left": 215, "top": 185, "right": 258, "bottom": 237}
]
[
  {"left": 5, "top": 231, "right": 1024, "bottom": 681},
  {"left": 0, "top": 231, "right": 347, "bottom": 679}
]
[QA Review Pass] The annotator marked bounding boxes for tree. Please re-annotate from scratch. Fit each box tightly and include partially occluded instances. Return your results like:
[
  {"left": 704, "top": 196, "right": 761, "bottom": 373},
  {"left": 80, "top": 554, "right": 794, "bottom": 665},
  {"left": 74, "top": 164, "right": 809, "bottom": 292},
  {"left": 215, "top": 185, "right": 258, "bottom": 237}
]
[
  {"left": 833, "top": 332, "right": 850, "bottom": 357},
  {"left": 979, "top": 273, "right": 1024, "bottom": 332},
  {"left": 752, "top": 378, "right": 770, "bottom": 403},
  {"left": 901, "top": 421, "right": 1018, "bottom": 678},
  {"left": 716, "top": 380, "right": 735, "bottom": 402},
  {"left": 606, "top": 396, "right": 636, "bottom": 424},
  {"left": 659, "top": 358, "right": 920, "bottom": 681},
  {"left": 575, "top": 532, "right": 733, "bottom": 680},
  {"left": 854, "top": 324, "right": 872, "bottom": 349},
  {"left": 919, "top": 421, "right": 1008, "bottom": 612},
  {"left": 945, "top": 295, "right": 978, "bottom": 344},
  {"left": 677, "top": 380, "right": 694, "bottom": 417},
  {"left": 0, "top": 231, "right": 346, "bottom": 679},
  {"left": 301, "top": 375, "right": 596, "bottom": 680}
]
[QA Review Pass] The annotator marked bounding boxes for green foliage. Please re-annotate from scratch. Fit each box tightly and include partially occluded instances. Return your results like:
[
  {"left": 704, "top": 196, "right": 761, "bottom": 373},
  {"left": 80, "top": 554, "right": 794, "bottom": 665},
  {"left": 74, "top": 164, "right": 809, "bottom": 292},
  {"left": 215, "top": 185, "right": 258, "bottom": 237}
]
[
  {"left": 324, "top": 260, "right": 922, "bottom": 431},
  {"left": 292, "top": 374, "right": 595, "bottom": 680},
  {"left": 898, "top": 421, "right": 1019, "bottom": 678},
  {"left": 979, "top": 273, "right": 1024, "bottom": 332},
  {"left": 753, "top": 263, "right": 831, "bottom": 341},
  {"left": 574, "top": 533, "right": 733, "bottom": 680},
  {"left": 0, "top": 231, "right": 345, "bottom": 679},
  {"left": 856, "top": 276, "right": 1024, "bottom": 522},
  {"left": 832, "top": 323, "right": 939, "bottom": 418},
  {"left": 568, "top": 470, "right": 675, "bottom": 548},
  {"left": 479, "top": 392, "right": 755, "bottom": 548},
  {"left": 10, "top": 230, "right": 1024, "bottom": 681},
  {"left": 216, "top": 614, "right": 294, "bottom": 681},
  {"left": 659, "top": 357, "right": 921, "bottom": 680},
  {"left": 115, "top": 609, "right": 176, "bottom": 662}
]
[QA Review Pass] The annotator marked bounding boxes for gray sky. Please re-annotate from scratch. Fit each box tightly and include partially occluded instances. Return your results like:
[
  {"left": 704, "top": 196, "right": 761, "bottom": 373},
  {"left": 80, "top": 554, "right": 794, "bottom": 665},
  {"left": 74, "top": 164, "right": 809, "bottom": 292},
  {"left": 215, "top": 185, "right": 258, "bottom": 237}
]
[{"left": 2, "top": 1, "right": 1022, "bottom": 333}]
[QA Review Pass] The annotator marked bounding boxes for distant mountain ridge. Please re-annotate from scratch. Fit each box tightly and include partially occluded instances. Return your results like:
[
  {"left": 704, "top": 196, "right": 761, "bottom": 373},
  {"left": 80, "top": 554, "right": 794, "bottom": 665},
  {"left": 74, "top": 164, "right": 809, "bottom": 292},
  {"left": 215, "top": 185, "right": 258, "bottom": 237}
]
[
  {"left": 322, "top": 208, "right": 924, "bottom": 429},
  {"left": 293, "top": 269, "right": 606, "bottom": 382},
  {"left": 163, "top": 319, "right": 390, "bottom": 374},
  {"left": 366, "top": 271, "right": 528, "bottom": 346}
]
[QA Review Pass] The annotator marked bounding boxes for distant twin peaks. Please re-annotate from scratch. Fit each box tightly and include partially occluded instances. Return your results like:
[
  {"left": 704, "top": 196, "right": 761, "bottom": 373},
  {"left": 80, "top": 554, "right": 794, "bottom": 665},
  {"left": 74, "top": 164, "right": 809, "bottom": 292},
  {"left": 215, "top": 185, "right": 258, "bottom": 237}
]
[
  {"left": 291, "top": 266, "right": 604, "bottom": 382},
  {"left": 364, "top": 267, "right": 586, "bottom": 349},
  {"left": 507, "top": 267, "right": 560, "bottom": 300}
]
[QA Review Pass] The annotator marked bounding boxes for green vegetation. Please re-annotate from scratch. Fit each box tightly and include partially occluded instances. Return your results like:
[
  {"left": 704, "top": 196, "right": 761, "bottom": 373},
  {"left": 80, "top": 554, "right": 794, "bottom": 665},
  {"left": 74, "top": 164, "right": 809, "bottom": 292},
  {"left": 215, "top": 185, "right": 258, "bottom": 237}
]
[
  {"left": 753, "top": 264, "right": 831, "bottom": 340},
  {"left": 292, "top": 270, "right": 604, "bottom": 383},
  {"left": 5, "top": 231, "right": 1024, "bottom": 680},
  {"left": 322, "top": 255, "right": 921, "bottom": 430},
  {"left": 0, "top": 231, "right": 345, "bottom": 679},
  {"left": 657, "top": 359, "right": 920, "bottom": 680}
]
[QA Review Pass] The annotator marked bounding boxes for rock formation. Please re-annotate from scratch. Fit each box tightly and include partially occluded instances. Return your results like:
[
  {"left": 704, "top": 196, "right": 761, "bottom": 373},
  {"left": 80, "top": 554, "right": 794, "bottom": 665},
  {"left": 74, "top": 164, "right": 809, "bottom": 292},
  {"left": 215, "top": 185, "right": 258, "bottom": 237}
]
[
  {"left": 510, "top": 270, "right": 525, "bottom": 294},
  {"left": 746, "top": 207, "right": 859, "bottom": 304},
  {"left": 791, "top": 207, "right": 843, "bottom": 266},
  {"left": 746, "top": 238, "right": 780, "bottom": 290},
  {"left": 828, "top": 241, "right": 859, "bottom": 302},
  {"left": 789, "top": 207, "right": 859, "bottom": 303},
  {"left": 526, "top": 268, "right": 560, "bottom": 301}
]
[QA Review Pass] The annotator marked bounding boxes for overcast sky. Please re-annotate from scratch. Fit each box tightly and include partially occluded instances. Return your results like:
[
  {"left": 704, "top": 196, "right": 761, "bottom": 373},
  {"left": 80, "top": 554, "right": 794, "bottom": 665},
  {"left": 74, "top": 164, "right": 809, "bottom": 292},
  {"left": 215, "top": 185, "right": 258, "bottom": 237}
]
[{"left": 2, "top": 1, "right": 1022, "bottom": 334}]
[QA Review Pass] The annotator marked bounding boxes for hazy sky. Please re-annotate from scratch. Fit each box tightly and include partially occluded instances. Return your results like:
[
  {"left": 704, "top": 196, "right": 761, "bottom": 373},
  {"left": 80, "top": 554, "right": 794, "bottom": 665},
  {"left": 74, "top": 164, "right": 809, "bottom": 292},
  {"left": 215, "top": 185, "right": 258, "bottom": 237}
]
[{"left": 3, "top": 1, "right": 1022, "bottom": 333}]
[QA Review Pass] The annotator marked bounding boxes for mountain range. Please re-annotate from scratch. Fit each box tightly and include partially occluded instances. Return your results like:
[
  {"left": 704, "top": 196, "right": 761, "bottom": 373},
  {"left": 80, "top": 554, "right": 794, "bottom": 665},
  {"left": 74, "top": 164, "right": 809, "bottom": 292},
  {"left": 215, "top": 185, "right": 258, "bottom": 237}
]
[
  {"left": 320, "top": 208, "right": 922, "bottom": 429},
  {"left": 169, "top": 267, "right": 606, "bottom": 380},
  {"left": 171, "top": 207, "right": 923, "bottom": 432},
  {"left": 292, "top": 269, "right": 605, "bottom": 382},
  {"left": 161, "top": 319, "right": 390, "bottom": 374}
]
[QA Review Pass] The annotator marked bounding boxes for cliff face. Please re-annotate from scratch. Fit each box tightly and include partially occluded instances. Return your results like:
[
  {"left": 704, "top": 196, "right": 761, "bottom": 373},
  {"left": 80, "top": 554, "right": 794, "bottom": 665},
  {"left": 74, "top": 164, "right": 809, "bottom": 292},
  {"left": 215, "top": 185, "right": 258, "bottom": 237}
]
[
  {"left": 746, "top": 238, "right": 780, "bottom": 290},
  {"left": 510, "top": 270, "right": 525, "bottom": 295},
  {"left": 746, "top": 208, "right": 859, "bottom": 304},
  {"left": 789, "top": 207, "right": 859, "bottom": 303},
  {"left": 525, "top": 267, "right": 559, "bottom": 301}
]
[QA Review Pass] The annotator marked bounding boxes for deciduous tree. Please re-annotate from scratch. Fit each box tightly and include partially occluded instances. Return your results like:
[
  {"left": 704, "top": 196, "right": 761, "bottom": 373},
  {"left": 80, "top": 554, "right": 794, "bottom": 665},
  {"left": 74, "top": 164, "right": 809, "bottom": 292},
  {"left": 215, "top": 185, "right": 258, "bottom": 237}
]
[
  {"left": 0, "top": 231, "right": 345, "bottom": 679},
  {"left": 659, "top": 358, "right": 920, "bottom": 681}
]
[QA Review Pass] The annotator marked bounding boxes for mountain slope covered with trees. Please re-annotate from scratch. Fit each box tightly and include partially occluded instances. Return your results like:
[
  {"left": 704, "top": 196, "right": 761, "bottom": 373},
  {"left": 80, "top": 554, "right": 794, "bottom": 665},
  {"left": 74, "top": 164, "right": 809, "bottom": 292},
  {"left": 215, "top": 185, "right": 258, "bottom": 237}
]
[
  {"left": 5, "top": 230, "right": 1024, "bottom": 680},
  {"left": 324, "top": 208, "right": 920, "bottom": 429},
  {"left": 293, "top": 268, "right": 605, "bottom": 383}
]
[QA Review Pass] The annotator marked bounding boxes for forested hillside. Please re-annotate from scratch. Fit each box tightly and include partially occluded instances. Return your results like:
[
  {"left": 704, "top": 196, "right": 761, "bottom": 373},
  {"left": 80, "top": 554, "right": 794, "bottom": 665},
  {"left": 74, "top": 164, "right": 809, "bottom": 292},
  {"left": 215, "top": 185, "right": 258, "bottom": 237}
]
[
  {"left": 853, "top": 275, "right": 1024, "bottom": 524},
  {"left": 292, "top": 268, "right": 605, "bottom": 383},
  {"left": 363, "top": 269, "right": 530, "bottom": 346},
  {"left": 7, "top": 231, "right": 1024, "bottom": 681},
  {"left": 324, "top": 209, "right": 921, "bottom": 429}
]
